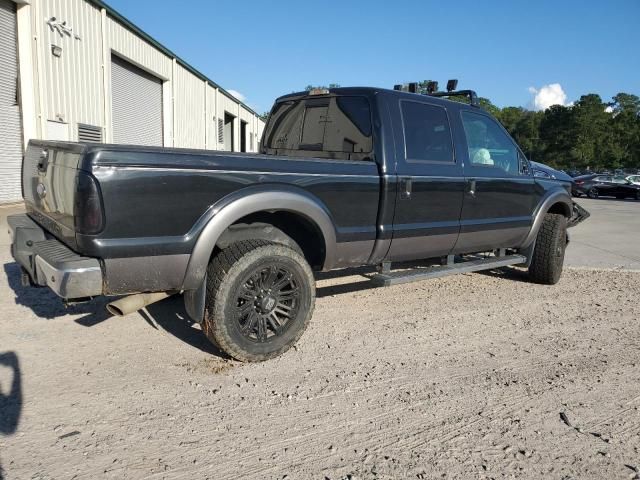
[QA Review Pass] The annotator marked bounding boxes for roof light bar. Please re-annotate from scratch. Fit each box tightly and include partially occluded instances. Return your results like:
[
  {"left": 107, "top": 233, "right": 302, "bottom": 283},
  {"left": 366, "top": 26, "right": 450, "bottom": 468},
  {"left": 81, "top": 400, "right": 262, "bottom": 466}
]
[{"left": 392, "top": 79, "right": 479, "bottom": 107}]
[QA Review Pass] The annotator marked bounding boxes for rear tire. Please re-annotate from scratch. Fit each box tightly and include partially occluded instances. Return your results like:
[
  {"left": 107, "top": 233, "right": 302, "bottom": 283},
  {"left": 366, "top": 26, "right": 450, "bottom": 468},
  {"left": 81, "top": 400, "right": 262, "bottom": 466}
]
[
  {"left": 587, "top": 188, "right": 599, "bottom": 199},
  {"left": 528, "top": 213, "right": 567, "bottom": 285},
  {"left": 202, "top": 240, "right": 315, "bottom": 362}
]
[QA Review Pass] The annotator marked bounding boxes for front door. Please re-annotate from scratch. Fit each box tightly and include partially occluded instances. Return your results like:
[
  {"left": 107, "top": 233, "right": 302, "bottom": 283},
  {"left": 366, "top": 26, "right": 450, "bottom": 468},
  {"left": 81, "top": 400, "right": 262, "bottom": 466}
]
[
  {"left": 453, "top": 110, "right": 537, "bottom": 254},
  {"left": 387, "top": 99, "right": 465, "bottom": 262}
]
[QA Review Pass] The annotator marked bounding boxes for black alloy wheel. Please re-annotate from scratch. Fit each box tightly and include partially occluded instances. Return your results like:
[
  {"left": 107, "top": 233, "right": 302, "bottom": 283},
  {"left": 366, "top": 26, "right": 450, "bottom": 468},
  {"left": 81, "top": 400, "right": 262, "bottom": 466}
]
[
  {"left": 234, "top": 264, "right": 301, "bottom": 343},
  {"left": 202, "top": 240, "right": 315, "bottom": 362}
]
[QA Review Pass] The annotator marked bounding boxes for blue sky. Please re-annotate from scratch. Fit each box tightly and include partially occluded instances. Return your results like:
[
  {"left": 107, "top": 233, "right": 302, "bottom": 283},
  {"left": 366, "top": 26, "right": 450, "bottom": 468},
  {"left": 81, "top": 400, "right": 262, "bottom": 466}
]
[{"left": 106, "top": 0, "right": 640, "bottom": 114}]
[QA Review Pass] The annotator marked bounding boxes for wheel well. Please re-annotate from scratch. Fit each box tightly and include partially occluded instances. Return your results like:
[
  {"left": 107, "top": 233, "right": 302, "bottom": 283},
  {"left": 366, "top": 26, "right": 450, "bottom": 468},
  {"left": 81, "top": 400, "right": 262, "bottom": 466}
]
[
  {"left": 214, "top": 211, "right": 326, "bottom": 270},
  {"left": 546, "top": 202, "right": 571, "bottom": 218}
]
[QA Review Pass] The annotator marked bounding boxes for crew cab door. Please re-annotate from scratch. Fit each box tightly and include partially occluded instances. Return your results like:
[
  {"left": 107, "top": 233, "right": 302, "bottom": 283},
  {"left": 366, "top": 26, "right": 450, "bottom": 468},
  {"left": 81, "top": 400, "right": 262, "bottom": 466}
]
[
  {"left": 386, "top": 99, "right": 465, "bottom": 261},
  {"left": 453, "top": 110, "right": 537, "bottom": 254}
]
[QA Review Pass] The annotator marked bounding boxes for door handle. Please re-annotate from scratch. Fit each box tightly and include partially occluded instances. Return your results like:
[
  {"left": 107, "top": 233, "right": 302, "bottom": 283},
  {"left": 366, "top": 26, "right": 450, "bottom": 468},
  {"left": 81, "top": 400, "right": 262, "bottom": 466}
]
[
  {"left": 400, "top": 177, "right": 412, "bottom": 200},
  {"left": 467, "top": 179, "right": 476, "bottom": 197}
]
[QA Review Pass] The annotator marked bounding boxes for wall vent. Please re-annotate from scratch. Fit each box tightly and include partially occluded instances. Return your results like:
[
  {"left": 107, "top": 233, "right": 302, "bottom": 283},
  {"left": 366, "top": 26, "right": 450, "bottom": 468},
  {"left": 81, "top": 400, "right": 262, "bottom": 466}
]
[
  {"left": 78, "top": 123, "right": 102, "bottom": 143},
  {"left": 218, "top": 118, "right": 224, "bottom": 144}
]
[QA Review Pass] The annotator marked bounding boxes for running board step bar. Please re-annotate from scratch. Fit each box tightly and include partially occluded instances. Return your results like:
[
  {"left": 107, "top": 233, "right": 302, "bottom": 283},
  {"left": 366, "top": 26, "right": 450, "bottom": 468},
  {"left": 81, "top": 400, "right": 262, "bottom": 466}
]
[{"left": 371, "top": 254, "right": 527, "bottom": 287}]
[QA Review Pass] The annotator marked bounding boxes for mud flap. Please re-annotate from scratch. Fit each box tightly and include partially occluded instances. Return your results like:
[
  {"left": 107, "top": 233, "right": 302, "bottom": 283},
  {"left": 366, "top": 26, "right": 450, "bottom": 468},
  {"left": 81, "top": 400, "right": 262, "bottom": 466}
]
[
  {"left": 184, "top": 273, "right": 206, "bottom": 323},
  {"left": 568, "top": 202, "right": 590, "bottom": 228}
]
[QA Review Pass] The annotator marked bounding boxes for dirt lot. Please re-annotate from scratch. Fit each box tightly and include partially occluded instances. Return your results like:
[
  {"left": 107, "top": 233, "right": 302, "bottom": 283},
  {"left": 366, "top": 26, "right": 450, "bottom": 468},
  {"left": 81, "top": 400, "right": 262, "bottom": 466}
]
[{"left": 1, "top": 199, "right": 639, "bottom": 479}]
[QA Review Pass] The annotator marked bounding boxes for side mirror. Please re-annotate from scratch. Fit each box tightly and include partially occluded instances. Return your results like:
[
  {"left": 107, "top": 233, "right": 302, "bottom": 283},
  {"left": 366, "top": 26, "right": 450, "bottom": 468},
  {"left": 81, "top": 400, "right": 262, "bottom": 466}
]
[{"left": 533, "top": 169, "right": 552, "bottom": 179}]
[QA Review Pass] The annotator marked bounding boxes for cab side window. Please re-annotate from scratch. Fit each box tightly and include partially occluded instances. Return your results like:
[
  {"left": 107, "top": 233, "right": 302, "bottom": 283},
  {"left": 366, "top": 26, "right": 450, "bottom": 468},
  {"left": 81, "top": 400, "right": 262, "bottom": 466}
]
[
  {"left": 461, "top": 111, "right": 520, "bottom": 176},
  {"left": 401, "top": 101, "right": 454, "bottom": 163}
]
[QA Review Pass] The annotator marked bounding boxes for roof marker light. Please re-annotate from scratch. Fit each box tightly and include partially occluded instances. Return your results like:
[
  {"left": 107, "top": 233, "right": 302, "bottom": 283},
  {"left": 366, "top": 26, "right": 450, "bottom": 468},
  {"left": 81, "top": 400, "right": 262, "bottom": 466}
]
[{"left": 308, "top": 88, "right": 330, "bottom": 96}]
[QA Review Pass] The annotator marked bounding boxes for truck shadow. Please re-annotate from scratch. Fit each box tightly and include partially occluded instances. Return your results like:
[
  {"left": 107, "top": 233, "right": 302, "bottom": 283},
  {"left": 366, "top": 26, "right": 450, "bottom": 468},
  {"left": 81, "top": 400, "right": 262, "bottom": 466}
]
[
  {"left": 143, "top": 296, "right": 231, "bottom": 359},
  {"left": 476, "top": 266, "right": 533, "bottom": 283},
  {"left": 315, "top": 266, "right": 379, "bottom": 298},
  {"left": 0, "top": 351, "right": 22, "bottom": 480},
  {"left": 3, "top": 261, "right": 110, "bottom": 322}
]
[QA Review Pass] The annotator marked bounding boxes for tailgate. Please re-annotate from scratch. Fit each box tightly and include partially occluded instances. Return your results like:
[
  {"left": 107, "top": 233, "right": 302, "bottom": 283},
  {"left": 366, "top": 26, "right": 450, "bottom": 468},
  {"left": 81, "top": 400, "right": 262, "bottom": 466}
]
[{"left": 22, "top": 140, "right": 86, "bottom": 250}]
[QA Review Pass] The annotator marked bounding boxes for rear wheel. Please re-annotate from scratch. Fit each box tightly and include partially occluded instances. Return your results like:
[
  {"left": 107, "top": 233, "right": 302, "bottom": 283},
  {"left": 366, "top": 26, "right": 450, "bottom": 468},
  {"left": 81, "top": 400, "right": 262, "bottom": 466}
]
[
  {"left": 528, "top": 213, "right": 567, "bottom": 285},
  {"left": 202, "top": 240, "right": 315, "bottom": 362},
  {"left": 587, "top": 187, "right": 599, "bottom": 199}
]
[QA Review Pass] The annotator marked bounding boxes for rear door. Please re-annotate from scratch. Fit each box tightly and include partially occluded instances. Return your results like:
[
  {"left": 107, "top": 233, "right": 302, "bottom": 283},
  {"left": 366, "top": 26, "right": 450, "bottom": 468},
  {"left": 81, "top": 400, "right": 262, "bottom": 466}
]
[
  {"left": 454, "top": 109, "right": 537, "bottom": 254},
  {"left": 386, "top": 99, "right": 465, "bottom": 262}
]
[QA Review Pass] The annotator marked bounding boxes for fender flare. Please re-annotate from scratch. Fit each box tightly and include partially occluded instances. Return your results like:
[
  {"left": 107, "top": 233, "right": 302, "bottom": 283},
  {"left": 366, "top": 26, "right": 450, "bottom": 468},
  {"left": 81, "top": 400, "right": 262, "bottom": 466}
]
[
  {"left": 521, "top": 189, "right": 572, "bottom": 249},
  {"left": 182, "top": 185, "right": 337, "bottom": 292}
]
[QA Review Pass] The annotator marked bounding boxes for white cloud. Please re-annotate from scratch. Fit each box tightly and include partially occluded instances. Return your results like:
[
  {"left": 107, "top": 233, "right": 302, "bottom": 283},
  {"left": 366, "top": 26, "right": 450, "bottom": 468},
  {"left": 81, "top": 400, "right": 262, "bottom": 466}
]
[
  {"left": 528, "top": 83, "right": 568, "bottom": 111},
  {"left": 604, "top": 105, "right": 614, "bottom": 113},
  {"left": 227, "top": 89, "right": 246, "bottom": 102}
]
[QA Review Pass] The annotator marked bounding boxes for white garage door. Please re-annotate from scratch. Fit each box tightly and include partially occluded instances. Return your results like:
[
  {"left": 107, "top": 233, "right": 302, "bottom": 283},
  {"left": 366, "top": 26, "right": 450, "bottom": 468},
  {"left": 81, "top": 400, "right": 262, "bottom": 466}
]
[
  {"left": 111, "top": 55, "right": 163, "bottom": 146},
  {"left": 0, "top": 0, "right": 23, "bottom": 204}
]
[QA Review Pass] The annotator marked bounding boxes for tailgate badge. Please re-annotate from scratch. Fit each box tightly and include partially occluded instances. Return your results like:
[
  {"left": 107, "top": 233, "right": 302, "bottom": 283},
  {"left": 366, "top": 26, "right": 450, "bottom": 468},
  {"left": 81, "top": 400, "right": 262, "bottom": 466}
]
[{"left": 36, "top": 183, "right": 47, "bottom": 198}]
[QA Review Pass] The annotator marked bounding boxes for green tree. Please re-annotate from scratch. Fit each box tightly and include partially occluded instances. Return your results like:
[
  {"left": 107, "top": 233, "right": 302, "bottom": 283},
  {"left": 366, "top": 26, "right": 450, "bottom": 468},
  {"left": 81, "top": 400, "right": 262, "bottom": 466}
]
[
  {"left": 608, "top": 93, "right": 640, "bottom": 169},
  {"left": 538, "top": 105, "right": 576, "bottom": 169}
]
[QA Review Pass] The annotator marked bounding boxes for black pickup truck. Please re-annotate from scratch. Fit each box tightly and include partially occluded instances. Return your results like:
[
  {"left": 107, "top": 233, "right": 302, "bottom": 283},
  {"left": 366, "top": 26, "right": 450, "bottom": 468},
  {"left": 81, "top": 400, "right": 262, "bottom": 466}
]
[{"left": 9, "top": 86, "right": 588, "bottom": 361}]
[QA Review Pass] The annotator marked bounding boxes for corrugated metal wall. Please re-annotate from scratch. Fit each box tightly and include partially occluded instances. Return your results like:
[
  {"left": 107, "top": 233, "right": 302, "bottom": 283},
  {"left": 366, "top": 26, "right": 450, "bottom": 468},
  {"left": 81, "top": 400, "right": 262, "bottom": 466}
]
[
  {"left": 174, "top": 64, "right": 206, "bottom": 149},
  {"left": 28, "top": 0, "right": 264, "bottom": 147},
  {"left": 35, "top": 0, "right": 104, "bottom": 133},
  {"left": 0, "top": 0, "right": 266, "bottom": 204}
]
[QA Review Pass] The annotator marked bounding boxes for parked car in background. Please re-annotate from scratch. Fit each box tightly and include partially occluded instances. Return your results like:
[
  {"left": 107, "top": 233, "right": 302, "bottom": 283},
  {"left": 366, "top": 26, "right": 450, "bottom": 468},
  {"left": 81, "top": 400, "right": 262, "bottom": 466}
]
[
  {"left": 626, "top": 175, "right": 640, "bottom": 185},
  {"left": 572, "top": 174, "right": 640, "bottom": 199}
]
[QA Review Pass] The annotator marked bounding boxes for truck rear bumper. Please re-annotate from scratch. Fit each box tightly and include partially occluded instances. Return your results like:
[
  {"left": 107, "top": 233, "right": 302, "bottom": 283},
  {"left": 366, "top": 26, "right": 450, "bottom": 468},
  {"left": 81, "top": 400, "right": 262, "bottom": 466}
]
[{"left": 8, "top": 214, "right": 103, "bottom": 299}]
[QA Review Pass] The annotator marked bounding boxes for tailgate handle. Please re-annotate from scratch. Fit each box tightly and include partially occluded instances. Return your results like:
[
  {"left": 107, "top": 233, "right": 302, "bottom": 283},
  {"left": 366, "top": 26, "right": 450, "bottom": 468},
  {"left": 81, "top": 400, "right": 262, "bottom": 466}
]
[{"left": 37, "top": 149, "right": 49, "bottom": 172}]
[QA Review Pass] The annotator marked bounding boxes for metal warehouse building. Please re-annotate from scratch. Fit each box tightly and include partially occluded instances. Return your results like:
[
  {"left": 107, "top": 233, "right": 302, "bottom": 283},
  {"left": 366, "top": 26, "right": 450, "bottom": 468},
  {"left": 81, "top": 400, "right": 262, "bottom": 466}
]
[{"left": 0, "top": 0, "right": 265, "bottom": 204}]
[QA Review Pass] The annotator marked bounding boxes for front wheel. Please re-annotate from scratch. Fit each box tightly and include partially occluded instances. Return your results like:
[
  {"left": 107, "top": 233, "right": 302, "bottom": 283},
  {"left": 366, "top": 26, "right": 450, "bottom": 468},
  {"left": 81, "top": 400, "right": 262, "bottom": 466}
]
[
  {"left": 528, "top": 213, "right": 567, "bottom": 285},
  {"left": 202, "top": 240, "right": 315, "bottom": 362}
]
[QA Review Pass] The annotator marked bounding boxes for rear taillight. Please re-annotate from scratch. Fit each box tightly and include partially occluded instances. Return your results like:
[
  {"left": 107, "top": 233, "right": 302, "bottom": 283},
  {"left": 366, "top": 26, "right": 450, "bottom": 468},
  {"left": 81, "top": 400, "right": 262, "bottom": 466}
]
[
  {"left": 575, "top": 180, "right": 584, "bottom": 185},
  {"left": 75, "top": 171, "right": 104, "bottom": 234}
]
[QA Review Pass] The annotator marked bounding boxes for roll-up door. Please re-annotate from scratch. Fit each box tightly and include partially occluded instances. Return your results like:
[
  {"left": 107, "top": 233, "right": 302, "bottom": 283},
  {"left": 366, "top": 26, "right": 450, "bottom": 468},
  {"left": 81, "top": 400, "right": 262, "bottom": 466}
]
[
  {"left": 0, "top": 0, "right": 23, "bottom": 204},
  {"left": 111, "top": 55, "right": 163, "bottom": 146}
]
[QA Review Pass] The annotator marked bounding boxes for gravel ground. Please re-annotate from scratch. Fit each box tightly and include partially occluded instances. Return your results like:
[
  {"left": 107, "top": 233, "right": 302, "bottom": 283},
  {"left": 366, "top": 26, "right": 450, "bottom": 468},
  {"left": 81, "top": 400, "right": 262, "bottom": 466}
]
[
  {"left": 1, "top": 200, "right": 640, "bottom": 479},
  {"left": 1, "top": 251, "right": 639, "bottom": 479}
]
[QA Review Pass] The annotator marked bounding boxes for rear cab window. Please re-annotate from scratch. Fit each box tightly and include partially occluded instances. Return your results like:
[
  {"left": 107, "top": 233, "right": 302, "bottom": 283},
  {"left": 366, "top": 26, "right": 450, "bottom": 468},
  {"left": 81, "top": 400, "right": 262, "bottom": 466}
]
[
  {"left": 263, "top": 96, "right": 373, "bottom": 161},
  {"left": 400, "top": 101, "right": 454, "bottom": 163}
]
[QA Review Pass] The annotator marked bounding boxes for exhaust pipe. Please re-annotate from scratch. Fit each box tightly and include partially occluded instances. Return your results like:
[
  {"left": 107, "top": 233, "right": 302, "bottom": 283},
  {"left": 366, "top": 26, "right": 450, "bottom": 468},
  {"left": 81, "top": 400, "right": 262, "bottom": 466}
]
[{"left": 106, "top": 292, "right": 173, "bottom": 316}]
